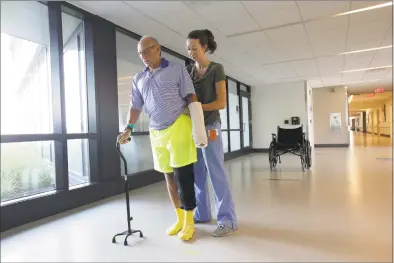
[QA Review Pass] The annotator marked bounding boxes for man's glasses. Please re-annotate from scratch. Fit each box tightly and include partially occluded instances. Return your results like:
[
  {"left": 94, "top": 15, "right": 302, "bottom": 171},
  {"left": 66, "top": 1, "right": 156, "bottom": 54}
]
[{"left": 138, "top": 45, "right": 157, "bottom": 56}]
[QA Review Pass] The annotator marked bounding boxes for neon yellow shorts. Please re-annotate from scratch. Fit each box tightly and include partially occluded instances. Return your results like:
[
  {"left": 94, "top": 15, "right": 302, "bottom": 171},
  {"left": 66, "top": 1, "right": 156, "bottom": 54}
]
[{"left": 149, "top": 114, "right": 197, "bottom": 173}]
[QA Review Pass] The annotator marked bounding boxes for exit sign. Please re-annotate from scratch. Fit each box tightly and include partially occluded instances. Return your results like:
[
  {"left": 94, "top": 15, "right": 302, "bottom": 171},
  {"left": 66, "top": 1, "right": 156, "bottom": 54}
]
[{"left": 375, "top": 88, "right": 384, "bottom": 93}]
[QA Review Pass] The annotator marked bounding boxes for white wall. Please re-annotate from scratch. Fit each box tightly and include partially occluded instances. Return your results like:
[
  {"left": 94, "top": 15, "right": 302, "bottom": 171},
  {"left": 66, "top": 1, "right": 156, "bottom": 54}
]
[
  {"left": 252, "top": 81, "right": 308, "bottom": 149},
  {"left": 312, "top": 87, "right": 350, "bottom": 145}
]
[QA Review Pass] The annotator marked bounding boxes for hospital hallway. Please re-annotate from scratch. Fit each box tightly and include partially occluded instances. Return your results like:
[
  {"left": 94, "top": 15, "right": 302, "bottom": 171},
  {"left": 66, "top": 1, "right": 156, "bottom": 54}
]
[{"left": 1, "top": 139, "right": 392, "bottom": 262}]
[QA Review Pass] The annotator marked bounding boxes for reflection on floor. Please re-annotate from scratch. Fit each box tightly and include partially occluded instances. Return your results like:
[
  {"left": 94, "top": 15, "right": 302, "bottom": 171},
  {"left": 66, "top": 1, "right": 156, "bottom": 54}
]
[
  {"left": 1, "top": 141, "right": 392, "bottom": 262},
  {"left": 351, "top": 131, "right": 392, "bottom": 147}
]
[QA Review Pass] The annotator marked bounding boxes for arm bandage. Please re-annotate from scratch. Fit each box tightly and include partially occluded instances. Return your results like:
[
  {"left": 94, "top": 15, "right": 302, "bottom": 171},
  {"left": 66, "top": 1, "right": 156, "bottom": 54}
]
[{"left": 188, "top": 102, "right": 208, "bottom": 148}]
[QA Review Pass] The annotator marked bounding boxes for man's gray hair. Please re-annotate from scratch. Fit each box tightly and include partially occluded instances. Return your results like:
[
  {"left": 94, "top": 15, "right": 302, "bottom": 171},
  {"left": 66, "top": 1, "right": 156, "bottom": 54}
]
[{"left": 139, "top": 35, "right": 159, "bottom": 46}]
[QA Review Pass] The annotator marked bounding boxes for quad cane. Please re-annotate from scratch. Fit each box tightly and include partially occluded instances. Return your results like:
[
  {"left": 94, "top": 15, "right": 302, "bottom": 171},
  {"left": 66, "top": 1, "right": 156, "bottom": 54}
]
[{"left": 112, "top": 137, "right": 144, "bottom": 246}]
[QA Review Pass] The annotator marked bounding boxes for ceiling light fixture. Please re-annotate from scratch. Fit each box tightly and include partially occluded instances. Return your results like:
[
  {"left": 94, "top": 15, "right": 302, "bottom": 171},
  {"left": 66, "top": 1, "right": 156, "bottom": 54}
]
[
  {"left": 340, "top": 78, "right": 383, "bottom": 85},
  {"left": 333, "top": 1, "right": 392, "bottom": 17},
  {"left": 339, "top": 45, "right": 392, "bottom": 55},
  {"left": 342, "top": 65, "right": 392, "bottom": 73}
]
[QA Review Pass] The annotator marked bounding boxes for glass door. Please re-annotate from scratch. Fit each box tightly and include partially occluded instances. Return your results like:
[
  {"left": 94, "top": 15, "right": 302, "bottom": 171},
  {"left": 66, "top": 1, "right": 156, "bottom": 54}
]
[{"left": 240, "top": 89, "right": 251, "bottom": 149}]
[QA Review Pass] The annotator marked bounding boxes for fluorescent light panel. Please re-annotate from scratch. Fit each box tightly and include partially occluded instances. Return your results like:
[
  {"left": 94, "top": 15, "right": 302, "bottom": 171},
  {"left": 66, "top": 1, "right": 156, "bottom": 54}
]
[
  {"left": 340, "top": 45, "right": 392, "bottom": 55},
  {"left": 333, "top": 2, "right": 392, "bottom": 17},
  {"left": 342, "top": 65, "right": 392, "bottom": 73},
  {"left": 341, "top": 78, "right": 383, "bottom": 85}
]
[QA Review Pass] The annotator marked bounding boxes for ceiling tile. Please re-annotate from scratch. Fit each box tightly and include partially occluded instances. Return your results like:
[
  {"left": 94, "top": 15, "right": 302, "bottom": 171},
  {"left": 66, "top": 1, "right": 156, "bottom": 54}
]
[
  {"left": 370, "top": 48, "right": 393, "bottom": 67},
  {"left": 248, "top": 45, "right": 288, "bottom": 65},
  {"left": 297, "top": 1, "right": 350, "bottom": 20},
  {"left": 322, "top": 73, "right": 342, "bottom": 86},
  {"left": 363, "top": 68, "right": 391, "bottom": 80},
  {"left": 342, "top": 71, "right": 365, "bottom": 83},
  {"left": 347, "top": 8, "right": 392, "bottom": 50},
  {"left": 317, "top": 56, "right": 344, "bottom": 74},
  {"left": 185, "top": 1, "right": 260, "bottom": 35},
  {"left": 287, "top": 59, "right": 319, "bottom": 77},
  {"left": 349, "top": 2, "right": 392, "bottom": 25},
  {"left": 242, "top": 1, "right": 301, "bottom": 29},
  {"left": 308, "top": 78, "right": 324, "bottom": 88},
  {"left": 307, "top": 28, "right": 347, "bottom": 56},
  {"left": 344, "top": 52, "right": 375, "bottom": 71},
  {"left": 229, "top": 31, "right": 270, "bottom": 49},
  {"left": 304, "top": 16, "right": 348, "bottom": 35},
  {"left": 124, "top": 1, "right": 210, "bottom": 37},
  {"left": 261, "top": 62, "right": 298, "bottom": 80},
  {"left": 382, "top": 28, "right": 393, "bottom": 46},
  {"left": 265, "top": 24, "right": 314, "bottom": 59}
]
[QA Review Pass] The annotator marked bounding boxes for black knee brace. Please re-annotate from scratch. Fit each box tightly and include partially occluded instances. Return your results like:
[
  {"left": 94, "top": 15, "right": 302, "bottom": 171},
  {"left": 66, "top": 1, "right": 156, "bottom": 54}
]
[{"left": 173, "top": 163, "right": 196, "bottom": 211}]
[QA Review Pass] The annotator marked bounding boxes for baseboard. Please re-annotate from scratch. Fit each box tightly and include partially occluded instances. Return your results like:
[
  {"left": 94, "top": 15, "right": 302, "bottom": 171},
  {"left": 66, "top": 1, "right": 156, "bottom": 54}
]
[{"left": 314, "top": 144, "right": 349, "bottom": 148}]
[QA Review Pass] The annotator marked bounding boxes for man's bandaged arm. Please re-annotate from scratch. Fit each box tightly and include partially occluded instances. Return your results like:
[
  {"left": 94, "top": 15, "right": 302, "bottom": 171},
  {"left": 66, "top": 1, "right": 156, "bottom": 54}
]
[{"left": 186, "top": 94, "right": 208, "bottom": 148}]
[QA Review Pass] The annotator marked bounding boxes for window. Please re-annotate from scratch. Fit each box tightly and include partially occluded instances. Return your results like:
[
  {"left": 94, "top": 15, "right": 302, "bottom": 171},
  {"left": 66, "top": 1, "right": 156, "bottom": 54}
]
[
  {"left": 240, "top": 84, "right": 248, "bottom": 92},
  {"left": 0, "top": 1, "right": 57, "bottom": 203},
  {"left": 116, "top": 31, "right": 149, "bottom": 133},
  {"left": 1, "top": 141, "right": 56, "bottom": 202},
  {"left": 228, "top": 79, "right": 240, "bottom": 130},
  {"left": 62, "top": 11, "right": 91, "bottom": 187},
  {"left": 68, "top": 139, "right": 90, "bottom": 187},
  {"left": 162, "top": 51, "right": 185, "bottom": 65},
  {"left": 222, "top": 131, "right": 229, "bottom": 153},
  {"left": 62, "top": 12, "right": 88, "bottom": 134},
  {"left": 1, "top": 1, "right": 52, "bottom": 135},
  {"left": 116, "top": 31, "right": 154, "bottom": 174}
]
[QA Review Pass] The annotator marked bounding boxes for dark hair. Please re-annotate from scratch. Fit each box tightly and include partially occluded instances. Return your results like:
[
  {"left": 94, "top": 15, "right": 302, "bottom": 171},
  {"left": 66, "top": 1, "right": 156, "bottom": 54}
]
[{"left": 187, "top": 29, "right": 217, "bottom": 54}]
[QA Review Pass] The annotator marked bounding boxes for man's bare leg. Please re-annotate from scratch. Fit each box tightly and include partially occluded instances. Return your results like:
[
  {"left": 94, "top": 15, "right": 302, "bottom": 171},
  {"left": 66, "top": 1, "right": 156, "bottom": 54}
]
[
  {"left": 164, "top": 173, "right": 184, "bottom": 235},
  {"left": 164, "top": 173, "right": 181, "bottom": 208}
]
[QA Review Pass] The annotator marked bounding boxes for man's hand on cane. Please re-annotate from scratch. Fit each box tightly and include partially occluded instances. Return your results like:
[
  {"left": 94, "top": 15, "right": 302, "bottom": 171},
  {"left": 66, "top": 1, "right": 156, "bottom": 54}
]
[{"left": 117, "top": 128, "right": 132, "bottom": 144}]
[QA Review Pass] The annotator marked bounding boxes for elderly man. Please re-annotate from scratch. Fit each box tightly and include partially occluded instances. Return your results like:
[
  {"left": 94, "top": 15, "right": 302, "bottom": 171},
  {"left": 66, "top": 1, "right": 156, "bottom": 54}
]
[{"left": 117, "top": 36, "right": 207, "bottom": 241}]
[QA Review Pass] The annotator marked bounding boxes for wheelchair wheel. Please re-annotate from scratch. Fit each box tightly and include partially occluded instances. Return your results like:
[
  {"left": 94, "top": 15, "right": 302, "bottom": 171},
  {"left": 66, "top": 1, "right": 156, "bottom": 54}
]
[
  {"left": 268, "top": 142, "right": 277, "bottom": 171},
  {"left": 300, "top": 154, "right": 305, "bottom": 172}
]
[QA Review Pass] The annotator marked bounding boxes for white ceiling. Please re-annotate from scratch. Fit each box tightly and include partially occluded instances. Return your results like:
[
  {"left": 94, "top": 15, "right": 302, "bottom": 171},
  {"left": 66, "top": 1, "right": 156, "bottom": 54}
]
[{"left": 70, "top": 1, "right": 393, "bottom": 93}]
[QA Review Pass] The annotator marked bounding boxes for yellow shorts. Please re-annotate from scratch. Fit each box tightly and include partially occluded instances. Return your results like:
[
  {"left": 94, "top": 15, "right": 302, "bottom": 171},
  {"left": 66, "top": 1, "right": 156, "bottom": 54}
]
[{"left": 149, "top": 114, "right": 197, "bottom": 173}]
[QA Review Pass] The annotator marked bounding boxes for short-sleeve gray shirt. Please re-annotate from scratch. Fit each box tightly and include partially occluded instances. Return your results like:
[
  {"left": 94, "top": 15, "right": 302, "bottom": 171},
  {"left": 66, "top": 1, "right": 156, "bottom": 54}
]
[{"left": 187, "top": 61, "right": 226, "bottom": 126}]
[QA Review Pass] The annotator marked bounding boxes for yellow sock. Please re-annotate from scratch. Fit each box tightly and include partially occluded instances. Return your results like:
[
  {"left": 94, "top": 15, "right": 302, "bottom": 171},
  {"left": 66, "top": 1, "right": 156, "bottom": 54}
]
[
  {"left": 166, "top": 208, "right": 184, "bottom": 236},
  {"left": 178, "top": 210, "right": 195, "bottom": 241}
]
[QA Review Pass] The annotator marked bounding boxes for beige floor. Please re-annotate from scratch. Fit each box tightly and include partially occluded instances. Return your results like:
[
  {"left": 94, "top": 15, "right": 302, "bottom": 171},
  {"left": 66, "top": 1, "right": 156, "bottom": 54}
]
[{"left": 1, "top": 132, "right": 392, "bottom": 262}]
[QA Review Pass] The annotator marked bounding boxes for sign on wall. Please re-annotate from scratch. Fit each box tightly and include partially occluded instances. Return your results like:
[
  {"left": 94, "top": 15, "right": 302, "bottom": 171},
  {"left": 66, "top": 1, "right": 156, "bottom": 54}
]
[
  {"left": 329, "top": 112, "right": 342, "bottom": 132},
  {"left": 375, "top": 88, "right": 384, "bottom": 93}
]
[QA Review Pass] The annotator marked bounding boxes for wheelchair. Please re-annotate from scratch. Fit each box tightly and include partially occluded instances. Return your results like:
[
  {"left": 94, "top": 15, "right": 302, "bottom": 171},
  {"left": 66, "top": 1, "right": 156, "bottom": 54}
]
[{"left": 268, "top": 125, "right": 312, "bottom": 172}]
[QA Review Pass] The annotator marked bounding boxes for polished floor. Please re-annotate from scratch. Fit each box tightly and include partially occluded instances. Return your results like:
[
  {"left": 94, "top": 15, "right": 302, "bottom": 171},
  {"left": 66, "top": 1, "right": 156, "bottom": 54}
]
[{"left": 1, "top": 132, "right": 392, "bottom": 262}]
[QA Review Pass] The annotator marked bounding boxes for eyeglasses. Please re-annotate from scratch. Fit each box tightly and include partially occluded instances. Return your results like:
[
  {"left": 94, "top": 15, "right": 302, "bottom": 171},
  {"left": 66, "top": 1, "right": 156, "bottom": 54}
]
[{"left": 138, "top": 45, "right": 157, "bottom": 56}]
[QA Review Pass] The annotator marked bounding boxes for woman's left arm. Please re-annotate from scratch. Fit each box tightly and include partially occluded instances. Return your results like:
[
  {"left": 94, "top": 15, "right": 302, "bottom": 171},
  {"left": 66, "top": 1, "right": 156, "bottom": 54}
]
[
  {"left": 201, "top": 64, "right": 227, "bottom": 111},
  {"left": 201, "top": 80, "right": 226, "bottom": 111}
]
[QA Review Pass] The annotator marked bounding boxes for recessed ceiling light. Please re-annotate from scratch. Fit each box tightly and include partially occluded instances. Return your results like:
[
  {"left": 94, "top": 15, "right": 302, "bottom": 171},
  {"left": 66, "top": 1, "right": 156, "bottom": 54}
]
[
  {"left": 342, "top": 65, "right": 392, "bottom": 73},
  {"left": 333, "top": 2, "right": 392, "bottom": 17},
  {"left": 339, "top": 45, "right": 392, "bottom": 55}
]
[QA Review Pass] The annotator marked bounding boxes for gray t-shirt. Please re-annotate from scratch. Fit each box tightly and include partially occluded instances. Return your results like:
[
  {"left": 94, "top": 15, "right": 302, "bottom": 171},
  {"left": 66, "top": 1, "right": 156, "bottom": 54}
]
[{"left": 187, "top": 62, "right": 226, "bottom": 126}]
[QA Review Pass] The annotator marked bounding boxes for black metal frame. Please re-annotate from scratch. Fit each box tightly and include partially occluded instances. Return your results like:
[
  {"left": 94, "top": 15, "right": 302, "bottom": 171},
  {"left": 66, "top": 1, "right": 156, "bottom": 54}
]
[
  {"left": 268, "top": 126, "right": 312, "bottom": 172},
  {"left": 1, "top": 0, "right": 253, "bottom": 232}
]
